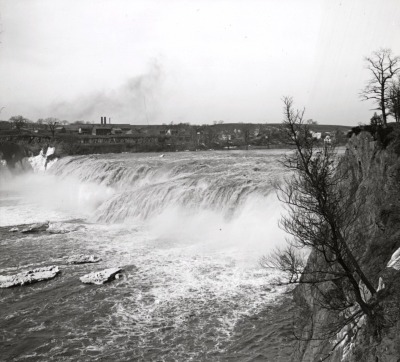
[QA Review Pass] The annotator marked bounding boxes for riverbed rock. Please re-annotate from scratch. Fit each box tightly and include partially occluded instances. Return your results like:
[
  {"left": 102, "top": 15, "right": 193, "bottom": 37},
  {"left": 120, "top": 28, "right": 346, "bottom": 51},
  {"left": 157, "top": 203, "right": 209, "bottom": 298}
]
[
  {"left": 66, "top": 255, "right": 101, "bottom": 264},
  {"left": 79, "top": 268, "right": 122, "bottom": 285},
  {"left": 387, "top": 247, "right": 400, "bottom": 270},
  {"left": 0, "top": 266, "right": 60, "bottom": 288},
  {"left": 47, "top": 222, "right": 85, "bottom": 234},
  {"left": 21, "top": 222, "right": 49, "bottom": 233}
]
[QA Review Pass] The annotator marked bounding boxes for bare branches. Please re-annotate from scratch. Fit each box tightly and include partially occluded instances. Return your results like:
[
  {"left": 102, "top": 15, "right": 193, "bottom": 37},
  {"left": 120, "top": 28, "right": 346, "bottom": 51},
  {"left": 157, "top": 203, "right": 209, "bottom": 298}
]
[
  {"left": 9, "top": 115, "right": 28, "bottom": 133},
  {"left": 262, "top": 97, "right": 382, "bottom": 355},
  {"left": 44, "top": 117, "right": 59, "bottom": 138},
  {"left": 360, "top": 49, "right": 400, "bottom": 125},
  {"left": 261, "top": 244, "right": 307, "bottom": 284},
  {"left": 389, "top": 78, "right": 400, "bottom": 123}
]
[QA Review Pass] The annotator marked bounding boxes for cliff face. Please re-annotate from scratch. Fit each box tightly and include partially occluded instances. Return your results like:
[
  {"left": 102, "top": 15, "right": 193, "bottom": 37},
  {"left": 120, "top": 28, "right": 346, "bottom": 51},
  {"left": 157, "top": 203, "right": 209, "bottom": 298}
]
[
  {"left": 0, "top": 142, "right": 30, "bottom": 168},
  {"left": 293, "top": 131, "right": 400, "bottom": 362}
]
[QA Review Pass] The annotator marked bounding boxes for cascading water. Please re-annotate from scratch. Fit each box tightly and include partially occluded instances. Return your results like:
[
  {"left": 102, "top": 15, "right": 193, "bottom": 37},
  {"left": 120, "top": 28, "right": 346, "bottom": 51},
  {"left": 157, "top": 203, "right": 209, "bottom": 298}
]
[
  {"left": 29, "top": 146, "right": 57, "bottom": 172},
  {"left": 49, "top": 151, "right": 284, "bottom": 223},
  {"left": 0, "top": 150, "right": 294, "bottom": 361}
]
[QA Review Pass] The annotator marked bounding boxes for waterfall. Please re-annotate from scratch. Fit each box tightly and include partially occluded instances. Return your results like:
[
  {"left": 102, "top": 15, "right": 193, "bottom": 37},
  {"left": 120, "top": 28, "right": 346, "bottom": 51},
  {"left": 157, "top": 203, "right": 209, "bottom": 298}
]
[{"left": 49, "top": 152, "right": 285, "bottom": 225}]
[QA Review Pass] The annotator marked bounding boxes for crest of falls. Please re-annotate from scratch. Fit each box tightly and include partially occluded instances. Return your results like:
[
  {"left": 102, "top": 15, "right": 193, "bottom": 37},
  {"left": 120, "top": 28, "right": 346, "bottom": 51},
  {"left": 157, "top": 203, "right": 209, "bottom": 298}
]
[{"left": 48, "top": 152, "right": 286, "bottom": 226}]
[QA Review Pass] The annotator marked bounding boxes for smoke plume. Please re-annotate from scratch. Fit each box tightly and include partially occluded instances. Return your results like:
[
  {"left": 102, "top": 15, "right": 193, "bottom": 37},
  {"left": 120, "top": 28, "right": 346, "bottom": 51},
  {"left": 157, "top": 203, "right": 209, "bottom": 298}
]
[{"left": 49, "top": 60, "right": 164, "bottom": 124}]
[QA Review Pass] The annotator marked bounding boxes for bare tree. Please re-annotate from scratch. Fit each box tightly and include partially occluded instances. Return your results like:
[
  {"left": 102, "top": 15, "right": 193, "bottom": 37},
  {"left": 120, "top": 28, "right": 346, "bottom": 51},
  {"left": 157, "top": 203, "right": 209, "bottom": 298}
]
[
  {"left": 9, "top": 115, "right": 27, "bottom": 133},
  {"left": 203, "top": 125, "right": 217, "bottom": 148},
  {"left": 242, "top": 124, "right": 252, "bottom": 150},
  {"left": 389, "top": 78, "right": 400, "bottom": 123},
  {"left": 262, "top": 97, "right": 382, "bottom": 357},
  {"left": 45, "top": 117, "right": 59, "bottom": 138},
  {"left": 360, "top": 49, "right": 400, "bottom": 126}
]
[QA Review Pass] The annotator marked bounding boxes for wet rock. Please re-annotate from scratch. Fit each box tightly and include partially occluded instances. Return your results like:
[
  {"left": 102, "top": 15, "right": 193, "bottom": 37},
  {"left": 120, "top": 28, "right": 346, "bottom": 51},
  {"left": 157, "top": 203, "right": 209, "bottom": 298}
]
[
  {"left": 387, "top": 247, "right": 400, "bottom": 270},
  {"left": 378, "top": 277, "right": 385, "bottom": 291},
  {"left": 79, "top": 267, "right": 122, "bottom": 285},
  {"left": 47, "top": 222, "right": 85, "bottom": 234},
  {"left": 66, "top": 255, "right": 101, "bottom": 264},
  {"left": 9, "top": 227, "right": 19, "bottom": 232},
  {"left": 20, "top": 222, "right": 49, "bottom": 233},
  {"left": 0, "top": 266, "right": 60, "bottom": 288}
]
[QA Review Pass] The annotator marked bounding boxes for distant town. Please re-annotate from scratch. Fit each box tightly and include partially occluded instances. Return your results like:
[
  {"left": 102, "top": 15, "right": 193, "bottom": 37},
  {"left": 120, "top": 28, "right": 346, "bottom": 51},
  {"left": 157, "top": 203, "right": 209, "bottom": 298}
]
[{"left": 0, "top": 116, "right": 352, "bottom": 155}]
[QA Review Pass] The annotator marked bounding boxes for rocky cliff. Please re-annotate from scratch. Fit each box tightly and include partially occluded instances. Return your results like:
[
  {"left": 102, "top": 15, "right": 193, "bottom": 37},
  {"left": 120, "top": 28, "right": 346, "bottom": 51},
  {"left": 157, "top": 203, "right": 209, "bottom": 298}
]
[{"left": 293, "top": 130, "right": 400, "bottom": 362}]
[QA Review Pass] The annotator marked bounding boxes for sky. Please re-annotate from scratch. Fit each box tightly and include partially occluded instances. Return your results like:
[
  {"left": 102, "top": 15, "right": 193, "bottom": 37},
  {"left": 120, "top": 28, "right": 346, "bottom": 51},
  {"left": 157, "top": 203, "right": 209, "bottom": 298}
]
[{"left": 0, "top": 0, "right": 399, "bottom": 126}]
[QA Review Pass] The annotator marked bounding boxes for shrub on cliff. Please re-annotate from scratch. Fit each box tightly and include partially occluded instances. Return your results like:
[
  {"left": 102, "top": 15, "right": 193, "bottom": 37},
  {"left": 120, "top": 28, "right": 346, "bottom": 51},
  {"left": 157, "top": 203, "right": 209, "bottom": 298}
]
[{"left": 262, "top": 97, "right": 387, "bottom": 358}]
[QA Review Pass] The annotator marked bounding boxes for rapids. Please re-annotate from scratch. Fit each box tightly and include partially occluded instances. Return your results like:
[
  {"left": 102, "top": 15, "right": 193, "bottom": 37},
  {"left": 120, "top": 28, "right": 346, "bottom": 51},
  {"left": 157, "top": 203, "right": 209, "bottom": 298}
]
[{"left": 0, "top": 150, "right": 295, "bottom": 361}]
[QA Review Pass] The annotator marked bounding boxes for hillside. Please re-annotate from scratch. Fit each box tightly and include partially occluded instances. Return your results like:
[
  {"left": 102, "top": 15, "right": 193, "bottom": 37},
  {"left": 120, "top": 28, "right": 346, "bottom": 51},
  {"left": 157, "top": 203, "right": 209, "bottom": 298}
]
[{"left": 0, "top": 122, "right": 352, "bottom": 158}]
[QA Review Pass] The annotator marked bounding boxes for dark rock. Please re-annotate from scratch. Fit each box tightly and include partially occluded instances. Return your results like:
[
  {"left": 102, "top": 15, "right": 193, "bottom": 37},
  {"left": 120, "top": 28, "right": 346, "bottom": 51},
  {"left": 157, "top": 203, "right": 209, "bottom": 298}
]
[
  {"left": 0, "top": 142, "right": 29, "bottom": 169},
  {"left": 0, "top": 266, "right": 60, "bottom": 288},
  {"left": 20, "top": 222, "right": 49, "bottom": 233}
]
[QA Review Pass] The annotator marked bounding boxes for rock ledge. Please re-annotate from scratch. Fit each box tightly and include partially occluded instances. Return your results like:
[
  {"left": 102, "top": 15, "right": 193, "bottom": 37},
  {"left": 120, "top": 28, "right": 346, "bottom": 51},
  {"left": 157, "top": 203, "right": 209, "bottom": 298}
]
[
  {"left": 0, "top": 266, "right": 60, "bottom": 288},
  {"left": 80, "top": 268, "right": 122, "bottom": 285},
  {"left": 66, "top": 255, "right": 101, "bottom": 264}
]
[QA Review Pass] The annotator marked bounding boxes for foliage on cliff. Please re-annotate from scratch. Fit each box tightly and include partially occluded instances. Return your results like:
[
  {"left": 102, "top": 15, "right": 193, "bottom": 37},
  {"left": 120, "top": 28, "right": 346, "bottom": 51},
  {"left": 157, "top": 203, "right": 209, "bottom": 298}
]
[
  {"left": 261, "top": 98, "right": 400, "bottom": 361},
  {"left": 291, "top": 126, "right": 400, "bottom": 361}
]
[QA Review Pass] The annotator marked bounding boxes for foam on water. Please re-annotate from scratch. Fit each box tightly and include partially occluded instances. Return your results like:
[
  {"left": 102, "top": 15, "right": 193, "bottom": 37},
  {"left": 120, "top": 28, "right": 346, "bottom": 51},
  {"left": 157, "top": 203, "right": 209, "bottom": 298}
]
[
  {"left": 28, "top": 146, "right": 57, "bottom": 172},
  {"left": 0, "top": 169, "right": 114, "bottom": 227},
  {"left": 0, "top": 150, "right": 291, "bottom": 360}
]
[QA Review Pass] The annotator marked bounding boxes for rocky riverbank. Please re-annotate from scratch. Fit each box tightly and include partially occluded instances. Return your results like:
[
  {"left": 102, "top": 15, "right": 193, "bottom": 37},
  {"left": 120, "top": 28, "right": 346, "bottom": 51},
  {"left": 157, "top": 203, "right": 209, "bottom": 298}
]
[{"left": 293, "top": 129, "right": 400, "bottom": 361}]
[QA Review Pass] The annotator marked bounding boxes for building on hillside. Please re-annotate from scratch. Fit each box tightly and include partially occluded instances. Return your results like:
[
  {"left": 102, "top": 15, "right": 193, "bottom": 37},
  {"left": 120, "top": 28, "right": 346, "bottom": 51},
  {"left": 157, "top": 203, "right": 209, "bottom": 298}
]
[
  {"left": 93, "top": 127, "right": 112, "bottom": 136},
  {"left": 55, "top": 126, "right": 66, "bottom": 133},
  {"left": 111, "top": 127, "right": 123, "bottom": 135},
  {"left": 324, "top": 135, "right": 332, "bottom": 145},
  {"left": 310, "top": 131, "right": 322, "bottom": 140},
  {"left": 65, "top": 125, "right": 82, "bottom": 133},
  {"left": 79, "top": 126, "right": 94, "bottom": 135},
  {"left": 107, "top": 124, "right": 132, "bottom": 134}
]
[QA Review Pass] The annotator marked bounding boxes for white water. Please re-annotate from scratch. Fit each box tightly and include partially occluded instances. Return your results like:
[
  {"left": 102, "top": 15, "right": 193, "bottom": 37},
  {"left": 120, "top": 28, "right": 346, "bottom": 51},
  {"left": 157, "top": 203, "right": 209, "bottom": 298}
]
[
  {"left": 0, "top": 150, "right": 291, "bottom": 361},
  {"left": 28, "top": 146, "right": 57, "bottom": 172}
]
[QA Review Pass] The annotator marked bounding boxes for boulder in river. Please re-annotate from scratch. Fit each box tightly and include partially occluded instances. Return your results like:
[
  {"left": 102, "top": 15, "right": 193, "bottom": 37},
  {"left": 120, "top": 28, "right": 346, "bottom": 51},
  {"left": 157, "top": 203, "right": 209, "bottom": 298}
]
[
  {"left": 21, "top": 222, "right": 49, "bottom": 233},
  {"left": 47, "top": 222, "right": 85, "bottom": 234},
  {"left": 0, "top": 266, "right": 60, "bottom": 288},
  {"left": 79, "top": 268, "right": 122, "bottom": 285},
  {"left": 66, "top": 255, "right": 101, "bottom": 264}
]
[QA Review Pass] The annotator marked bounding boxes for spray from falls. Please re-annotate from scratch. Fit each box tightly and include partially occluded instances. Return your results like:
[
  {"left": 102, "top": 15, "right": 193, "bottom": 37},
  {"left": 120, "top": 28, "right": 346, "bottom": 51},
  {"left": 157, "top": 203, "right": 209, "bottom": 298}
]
[{"left": 47, "top": 152, "right": 288, "bottom": 251}]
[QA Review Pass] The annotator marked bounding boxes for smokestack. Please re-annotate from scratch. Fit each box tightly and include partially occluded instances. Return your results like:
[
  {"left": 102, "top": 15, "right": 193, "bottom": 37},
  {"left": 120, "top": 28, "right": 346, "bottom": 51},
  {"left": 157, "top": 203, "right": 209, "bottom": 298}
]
[
  {"left": 100, "top": 116, "right": 103, "bottom": 125},
  {"left": 109, "top": 117, "right": 111, "bottom": 125}
]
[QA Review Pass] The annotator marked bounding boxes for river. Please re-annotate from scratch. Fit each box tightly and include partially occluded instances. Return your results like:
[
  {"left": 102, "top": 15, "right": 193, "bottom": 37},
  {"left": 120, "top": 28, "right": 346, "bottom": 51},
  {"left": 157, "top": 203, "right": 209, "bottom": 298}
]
[{"left": 0, "top": 150, "right": 295, "bottom": 361}]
